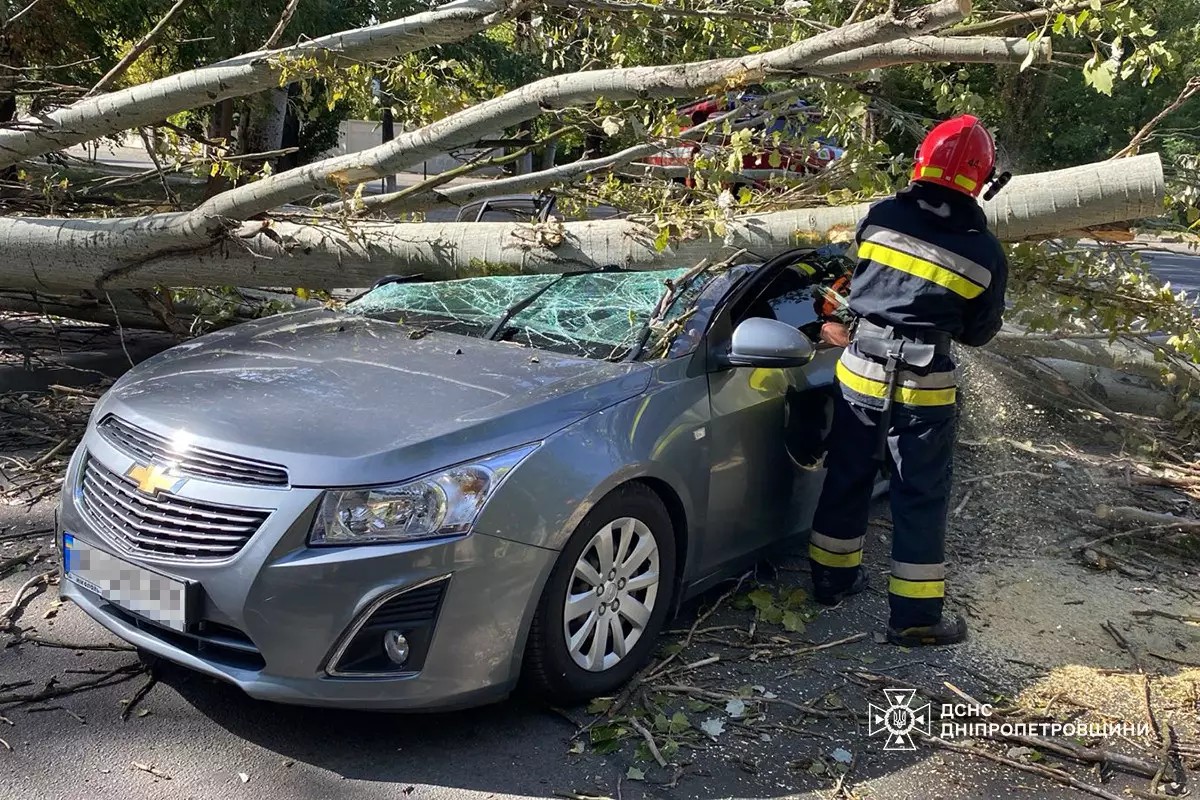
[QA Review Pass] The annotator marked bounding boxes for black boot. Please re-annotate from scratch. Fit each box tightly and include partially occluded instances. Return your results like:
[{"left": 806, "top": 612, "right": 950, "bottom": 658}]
[
  {"left": 886, "top": 613, "right": 968, "bottom": 646},
  {"left": 813, "top": 569, "right": 868, "bottom": 607}
]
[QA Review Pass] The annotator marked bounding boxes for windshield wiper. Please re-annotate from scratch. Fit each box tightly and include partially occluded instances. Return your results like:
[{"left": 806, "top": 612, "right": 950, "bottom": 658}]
[
  {"left": 484, "top": 265, "right": 623, "bottom": 341},
  {"left": 622, "top": 268, "right": 753, "bottom": 362}
]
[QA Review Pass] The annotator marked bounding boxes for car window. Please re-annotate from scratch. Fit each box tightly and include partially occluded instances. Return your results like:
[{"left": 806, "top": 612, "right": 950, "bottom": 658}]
[
  {"left": 472, "top": 207, "right": 542, "bottom": 222},
  {"left": 505, "top": 270, "right": 690, "bottom": 360},
  {"left": 723, "top": 248, "right": 855, "bottom": 347},
  {"left": 344, "top": 269, "right": 716, "bottom": 361}
]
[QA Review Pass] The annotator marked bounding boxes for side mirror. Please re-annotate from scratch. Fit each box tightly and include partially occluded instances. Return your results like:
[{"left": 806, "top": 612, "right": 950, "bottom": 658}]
[{"left": 723, "top": 317, "right": 815, "bottom": 368}]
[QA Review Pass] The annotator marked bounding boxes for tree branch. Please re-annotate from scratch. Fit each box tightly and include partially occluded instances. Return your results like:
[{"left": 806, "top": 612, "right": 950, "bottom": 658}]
[
  {"left": 548, "top": 0, "right": 830, "bottom": 28},
  {"left": 86, "top": 0, "right": 195, "bottom": 96},
  {"left": 1111, "top": 76, "right": 1200, "bottom": 159},
  {"left": 948, "top": 0, "right": 1119, "bottom": 36},
  {"left": 186, "top": 0, "right": 973, "bottom": 225},
  {"left": 261, "top": 0, "right": 304, "bottom": 50},
  {"left": 0, "top": 0, "right": 519, "bottom": 168},
  {"left": 807, "top": 34, "right": 1051, "bottom": 74}
]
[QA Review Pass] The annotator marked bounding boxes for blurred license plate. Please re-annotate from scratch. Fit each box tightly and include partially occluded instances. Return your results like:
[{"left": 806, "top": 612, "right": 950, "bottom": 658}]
[{"left": 63, "top": 533, "right": 194, "bottom": 632}]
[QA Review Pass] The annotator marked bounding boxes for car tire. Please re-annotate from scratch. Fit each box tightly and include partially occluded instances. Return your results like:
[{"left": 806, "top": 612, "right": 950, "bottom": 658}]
[{"left": 522, "top": 484, "right": 677, "bottom": 705}]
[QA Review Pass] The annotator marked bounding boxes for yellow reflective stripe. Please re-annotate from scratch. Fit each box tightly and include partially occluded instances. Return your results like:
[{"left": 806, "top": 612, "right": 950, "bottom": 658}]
[
  {"left": 860, "top": 225, "right": 992, "bottom": 288},
  {"left": 840, "top": 349, "right": 957, "bottom": 390},
  {"left": 858, "top": 241, "right": 984, "bottom": 299},
  {"left": 889, "top": 576, "right": 945, "bottom": 599},
  {"left": 918, "top": 166, "right": 944, "bottom": 179},
  {"left": 836, "top": 360, "right": 957, "bottom": 407},
  {"left": 809, "top": 542, "right": 863, "bottom": 568},
  {"left": 792, "top": 261, "right": 817, "bottom": 275},
  {"left": 954, "top": 174, "right": 978, "bottom": 192}
]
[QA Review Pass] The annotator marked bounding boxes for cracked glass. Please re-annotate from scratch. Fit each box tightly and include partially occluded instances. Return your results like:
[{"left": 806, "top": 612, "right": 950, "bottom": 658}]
[{"left": 346, "top": 269, "right": 705, "bottom": 360}]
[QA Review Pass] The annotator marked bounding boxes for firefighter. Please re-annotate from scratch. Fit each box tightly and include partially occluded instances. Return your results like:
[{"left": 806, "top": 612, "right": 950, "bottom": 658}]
[{"left": 808, "top": 115, "right": 1010, "bottom": 646}]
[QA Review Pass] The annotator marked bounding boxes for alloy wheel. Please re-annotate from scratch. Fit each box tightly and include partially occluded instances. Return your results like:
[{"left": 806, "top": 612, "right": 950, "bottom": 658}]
[{"left": 562, "top": 516, "right": 661, "bottom": 672}]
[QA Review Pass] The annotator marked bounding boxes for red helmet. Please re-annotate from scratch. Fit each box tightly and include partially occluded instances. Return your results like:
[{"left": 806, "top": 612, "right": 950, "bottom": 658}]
[{"left": 912, "top": 115, "right": 996, "bottom": 198}]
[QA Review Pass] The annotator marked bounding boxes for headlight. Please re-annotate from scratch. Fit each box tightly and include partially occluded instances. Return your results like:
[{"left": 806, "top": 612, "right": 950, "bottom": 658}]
[{"left": 308, "top": 444, "right": 538, "bottom": 546}]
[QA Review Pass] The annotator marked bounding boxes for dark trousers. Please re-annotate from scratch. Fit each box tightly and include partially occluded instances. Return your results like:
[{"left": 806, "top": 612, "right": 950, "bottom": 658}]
[{"left": 810, "top": 396, "right": 955, "bottom": 628}]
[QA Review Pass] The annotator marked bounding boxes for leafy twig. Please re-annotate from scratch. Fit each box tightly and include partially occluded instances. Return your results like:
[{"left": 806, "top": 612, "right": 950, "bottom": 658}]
[{"left": 628, "top": 717, "right": 667, "bottom": 768}]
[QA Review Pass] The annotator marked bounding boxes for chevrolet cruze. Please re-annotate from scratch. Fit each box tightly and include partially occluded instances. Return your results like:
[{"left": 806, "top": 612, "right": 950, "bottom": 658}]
[{"left": 58, "top": 248, "right": 849, "bottom": 709}]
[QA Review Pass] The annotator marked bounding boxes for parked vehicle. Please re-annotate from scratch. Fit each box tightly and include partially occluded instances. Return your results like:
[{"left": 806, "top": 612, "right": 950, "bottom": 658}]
[
  {"left": 58, "top": 248, "right": 854, "bottom": 710},
  {"left": 642, "top": 93, "right": 845, "bottom": 186},
  {"left": 453, "top": 192, "right": 558, "bottom": 223}
]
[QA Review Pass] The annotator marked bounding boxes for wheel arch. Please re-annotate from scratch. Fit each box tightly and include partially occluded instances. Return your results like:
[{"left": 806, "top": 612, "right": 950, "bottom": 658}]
[{"left": 624, "top": 476, "right": 690, "bottom": 611}]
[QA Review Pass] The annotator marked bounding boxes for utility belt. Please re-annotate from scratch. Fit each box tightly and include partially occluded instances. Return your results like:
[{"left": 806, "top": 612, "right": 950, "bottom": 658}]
[
  {"left": 851, "top": 319, "right": 952, "bottom": 357},
  {"left": 844, "top": 319, "right": 954, "bottom": 472}
]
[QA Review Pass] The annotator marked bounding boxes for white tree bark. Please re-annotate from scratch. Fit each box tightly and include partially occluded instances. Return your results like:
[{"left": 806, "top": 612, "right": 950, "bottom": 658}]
[
  {"left": 182, "top": 0, "right": 973, "bottom": 225},
  {"left": 0, "top": 154, "right": 1162, "bottom": 291},
  {"left": 0, "top": 0, "right": 515, "bottom": 168},
  {"left": 358, "top": 35, "right": 1050, "bottom": 214}
]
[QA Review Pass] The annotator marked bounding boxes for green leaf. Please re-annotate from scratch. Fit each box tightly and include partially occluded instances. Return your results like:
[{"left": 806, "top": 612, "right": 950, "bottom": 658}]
[
  {"left": 746, "top": 588, "right": 774, "bottom": 612},
  {"left": 781, "top": 610, "right": 806, "bottom": 633},
  {"left": 653, "top": 226, "right": 671, "bottom": 252},
  {"left": 781, "top": 587, "right": 808, "bottom": 609},
  {"left": 686, "top": 699, "right": 712, "bottom": 713},
  {"left": 590, "top": 724, "right": 625, "bottom": 743},
  {"left": 1082, "top": 56, "right": 1117, "bottom": 96},
  {"left": 767, "top": 150, "right": 782, "bottom": 169},
  {"left": 669, "top": 711, "right": 690, "bottom": 734},
  {"left": 593, "top": 739, "right": 622, "bottom": 755},
  {"left": 760, "top": 605, "right": 784, "bottom": 625},
  {"left": 586, "top": 697, "right": 613, "bottom": 714},
  {"left": 626, "top": 767, "right": 645, "bottom": 781},
  {"left": 1052, "top": 12, "right": 1067, "bottom": 34}
]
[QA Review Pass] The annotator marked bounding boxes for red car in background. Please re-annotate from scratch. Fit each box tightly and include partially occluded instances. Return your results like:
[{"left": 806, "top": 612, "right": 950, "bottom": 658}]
[{"left": 642, "top": 93, "right": 845, "bottom": 187}]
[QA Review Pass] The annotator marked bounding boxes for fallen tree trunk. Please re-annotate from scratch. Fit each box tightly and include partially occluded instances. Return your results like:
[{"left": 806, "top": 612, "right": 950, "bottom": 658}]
[
  {"left": 0, "top": 154, "right": 1165, "bottom": 291},
  {"left": 988, "top": 327, "right": 1200, "bottom": 384}
]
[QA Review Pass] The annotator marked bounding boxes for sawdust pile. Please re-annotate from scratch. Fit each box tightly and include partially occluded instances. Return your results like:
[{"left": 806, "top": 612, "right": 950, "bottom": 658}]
[{"left": 1019, "top": 664, "right": 1200, "bottom": 734}]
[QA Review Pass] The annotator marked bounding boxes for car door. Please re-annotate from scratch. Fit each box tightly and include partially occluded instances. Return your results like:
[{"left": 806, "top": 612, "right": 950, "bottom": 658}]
[{"left": 697, "top": 263, "right": 840, "bottom": 578}]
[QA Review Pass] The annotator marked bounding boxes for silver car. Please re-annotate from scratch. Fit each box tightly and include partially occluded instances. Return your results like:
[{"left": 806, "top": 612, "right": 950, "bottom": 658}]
[{"left": 57, "top": 249, "right": 848, "bottom": 710}]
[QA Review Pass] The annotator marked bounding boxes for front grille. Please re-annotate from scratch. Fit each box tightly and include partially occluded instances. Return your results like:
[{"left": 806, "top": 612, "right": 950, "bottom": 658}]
[
  {"left": 105, "top": 606, "right": 265, "bottom": 671},
  {"left": 98, "top": 415, "right": 289, "bottom": 487},
  {"left": 80, "top": 455, "right": 270, "bottom": 561}
]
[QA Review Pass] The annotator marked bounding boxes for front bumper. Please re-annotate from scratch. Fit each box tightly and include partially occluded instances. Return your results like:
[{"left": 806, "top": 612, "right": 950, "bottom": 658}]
[{"left": 58, "top": 433, "right": 557, "bottom": 711}]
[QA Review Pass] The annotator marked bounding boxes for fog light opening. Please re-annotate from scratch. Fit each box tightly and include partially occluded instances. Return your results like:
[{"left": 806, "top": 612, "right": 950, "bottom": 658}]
[{"left": 383, "top": 630, "right": 410, "bottom": 665}]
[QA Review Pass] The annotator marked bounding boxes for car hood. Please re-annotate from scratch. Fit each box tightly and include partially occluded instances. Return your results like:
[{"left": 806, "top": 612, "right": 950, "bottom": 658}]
[{"left": 95, "top": 310, "right": 650, "bottom": 487}]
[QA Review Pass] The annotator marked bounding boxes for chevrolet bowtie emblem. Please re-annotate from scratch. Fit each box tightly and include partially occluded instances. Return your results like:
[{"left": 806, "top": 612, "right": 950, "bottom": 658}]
[{"left": 125, "top": 463, "right": 185, "bottom": 496}]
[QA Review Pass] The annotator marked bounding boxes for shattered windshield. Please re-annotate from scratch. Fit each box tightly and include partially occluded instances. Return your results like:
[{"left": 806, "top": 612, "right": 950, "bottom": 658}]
[{"left": 345, "top": 269, "right": 701, "bottom": 360}]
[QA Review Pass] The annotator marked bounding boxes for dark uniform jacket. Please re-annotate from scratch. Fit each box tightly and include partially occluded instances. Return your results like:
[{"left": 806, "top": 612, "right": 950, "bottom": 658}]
[
  {"left": 847, "top": 181, "right": 1008, "bottom": 347},
  {"left": 835, "top": 181, "right": 1009, "bottom": 413}
]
